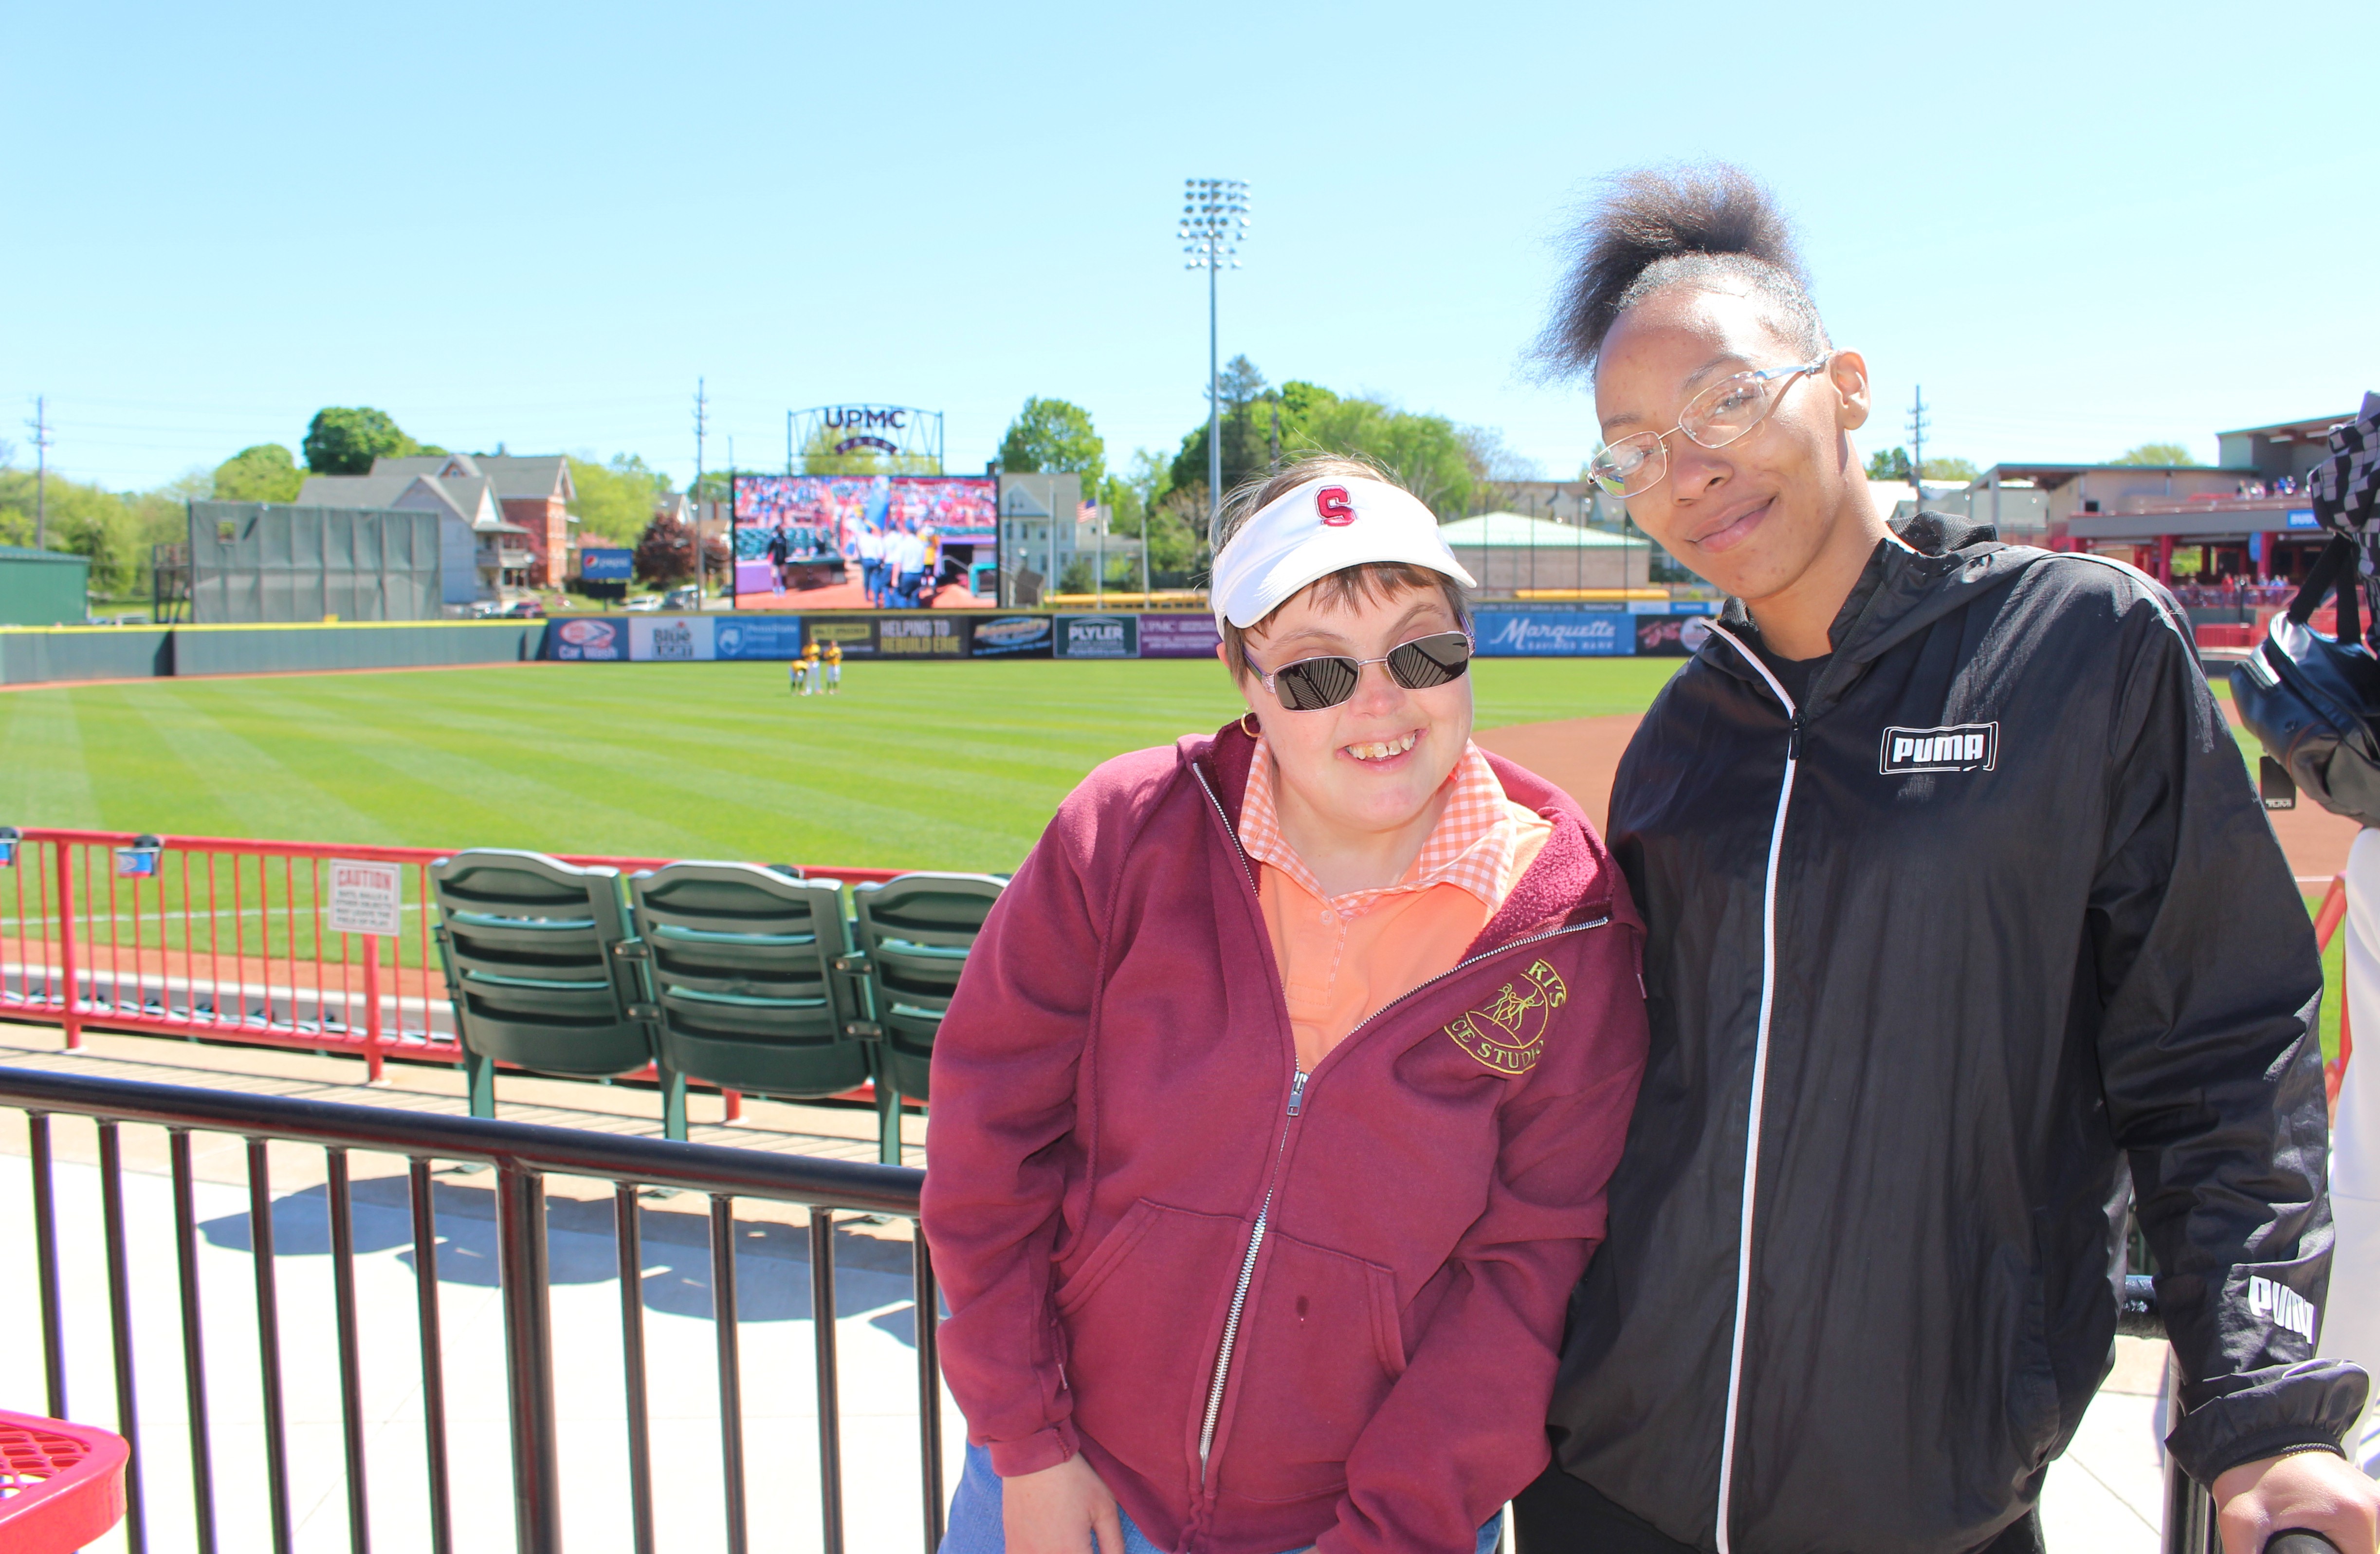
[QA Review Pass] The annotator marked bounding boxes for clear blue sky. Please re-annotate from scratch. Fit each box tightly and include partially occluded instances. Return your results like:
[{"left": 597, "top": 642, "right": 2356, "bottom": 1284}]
[{"left": 8, "top": 0, "right": 2376, "bottom": 495}]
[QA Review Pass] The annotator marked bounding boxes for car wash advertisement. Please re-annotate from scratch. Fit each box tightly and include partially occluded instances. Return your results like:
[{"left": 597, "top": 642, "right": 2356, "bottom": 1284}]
[{"left": 547, "top": 616, "right": 626, "bottom": 661}]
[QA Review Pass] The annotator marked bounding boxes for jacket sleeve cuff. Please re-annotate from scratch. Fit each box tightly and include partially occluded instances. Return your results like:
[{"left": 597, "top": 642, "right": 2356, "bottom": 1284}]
[
  {"left": 986, "top": 1422, "right": 1081, "bottom": 1479},
  {"left": 2166, "top": 1359, "right": 2371, "bottom": 1486}
]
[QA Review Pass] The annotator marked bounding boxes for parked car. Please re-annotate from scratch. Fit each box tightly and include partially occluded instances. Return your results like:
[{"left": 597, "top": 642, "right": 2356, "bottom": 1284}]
[
  {"left": 624, "top": 595, "right": 662, "bottom": 611},
  {"left": 661, "top": 586, "right": 702, "bottom": 611},
  {"left": 504, "top": 598, "right": 545, "bottom": 618}
]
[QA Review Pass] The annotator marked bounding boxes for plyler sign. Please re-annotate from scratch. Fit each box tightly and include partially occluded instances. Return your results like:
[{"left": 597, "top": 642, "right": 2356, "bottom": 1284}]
[{"left": 328, "top": 860, "right": 404, "bottom": 936}]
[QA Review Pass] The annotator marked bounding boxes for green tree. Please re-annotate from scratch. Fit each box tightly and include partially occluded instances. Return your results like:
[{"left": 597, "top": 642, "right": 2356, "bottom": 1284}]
[
  {"left": 213, "top": 444, "right": 304, "bottom": 502},
  {"left": 2113, "top": 442, "right": 2199, "bottom": 466},
  {"left": 797, "top": 421, "right": 938, "bottom": 476},
  {"left": 1921, "top": 456, "right": 1979, "bottom": 482},
  {"left": 1169, "top": 400, "right": 1278, "bottom": 502},
  {"left": 1167, "top": 372, "right": 1481, "bottom": 518},
  {"left": 0, "top": 469, "right": 187, "bottom": 597},
  {"left": 1143, "top": 481, "right": 1209, "bottom": 583},
  {"left": 304, "top": 407, "right": 422, "bottom": 474},
  {"left": 1286, "top": 391, "right": 1475, "bottom": 516},
  {"left": 1865, "top": 446, "right": 1913, "bottom": 482},
  {"left": 568, "top": 453, "right": 676, "bottom": 545},
  {"left": 999, "top": 397, "right": 1107, "bottom": 493},
  {"left": 1216, "top": 354, "right": 1268, "bottom": 410}
]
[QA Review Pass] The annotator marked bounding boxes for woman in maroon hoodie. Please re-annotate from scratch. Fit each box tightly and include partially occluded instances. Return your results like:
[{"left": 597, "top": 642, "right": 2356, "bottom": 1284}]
[{"left": 922, "top": 457, "right": 1650, "bottom": 1554}]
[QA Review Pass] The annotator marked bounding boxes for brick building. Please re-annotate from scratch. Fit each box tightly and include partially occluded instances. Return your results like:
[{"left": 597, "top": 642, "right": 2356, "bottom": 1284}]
[{"left": 374, "top": 453, "right": 576, "bottom": 585}]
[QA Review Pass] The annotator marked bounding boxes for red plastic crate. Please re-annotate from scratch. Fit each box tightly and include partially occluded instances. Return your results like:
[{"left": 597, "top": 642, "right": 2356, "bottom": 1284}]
[{"left": 0, "top": 1410, "right": 128, "bottom": 1553}]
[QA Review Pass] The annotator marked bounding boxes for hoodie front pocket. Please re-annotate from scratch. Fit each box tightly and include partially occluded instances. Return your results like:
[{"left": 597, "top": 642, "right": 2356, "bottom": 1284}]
[
  {"left": 1058, "top": 1199, "right": 1247, "bottom": 1483},
  {"left": 1212, "top": 1228, "right": 1405, "bottom": 1506}
]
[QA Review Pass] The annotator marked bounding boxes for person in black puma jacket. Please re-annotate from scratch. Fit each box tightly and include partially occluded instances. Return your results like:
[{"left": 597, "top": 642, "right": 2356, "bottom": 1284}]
[{"left": 1517, "top": 165, "right": 2376, "bottom": 1554}]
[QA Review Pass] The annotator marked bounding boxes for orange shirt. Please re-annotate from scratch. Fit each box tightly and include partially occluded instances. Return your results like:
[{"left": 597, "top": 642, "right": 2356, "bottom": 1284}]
[{"left": 1239, "top": 740, "right": 1553, "bottom": 1071}]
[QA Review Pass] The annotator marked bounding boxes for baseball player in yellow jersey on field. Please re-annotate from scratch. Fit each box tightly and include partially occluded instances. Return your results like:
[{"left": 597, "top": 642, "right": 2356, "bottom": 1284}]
[{"left": 822, "top": 638, "right": 842, "bottom": 695}]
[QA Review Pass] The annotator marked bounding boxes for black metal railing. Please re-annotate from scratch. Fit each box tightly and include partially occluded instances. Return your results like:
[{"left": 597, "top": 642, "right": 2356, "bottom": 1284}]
[{"left": 0, "top": 1063, "right": 940, "bottom": 1554}]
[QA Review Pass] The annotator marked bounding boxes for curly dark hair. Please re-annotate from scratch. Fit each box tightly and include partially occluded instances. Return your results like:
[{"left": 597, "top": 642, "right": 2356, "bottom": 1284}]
[{"left": 1535, "top": 163, "right": 1829, "bottom": 377}]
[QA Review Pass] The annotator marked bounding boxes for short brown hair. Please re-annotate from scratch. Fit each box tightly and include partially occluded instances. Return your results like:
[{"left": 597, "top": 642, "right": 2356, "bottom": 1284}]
[{"left": 1211, "top": 453, "right": 1471, "bottom": 680}]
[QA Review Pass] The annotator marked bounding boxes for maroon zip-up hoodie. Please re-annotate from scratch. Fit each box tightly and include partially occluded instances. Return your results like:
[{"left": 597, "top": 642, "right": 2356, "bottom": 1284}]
[{"left": 922, "top": 721, "right": 1648, "bottom": 1554}]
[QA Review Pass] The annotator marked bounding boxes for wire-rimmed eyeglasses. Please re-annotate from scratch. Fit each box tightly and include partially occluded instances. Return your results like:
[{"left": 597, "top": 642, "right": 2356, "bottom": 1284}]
[{"left": 1588, "top": 357, "right": 1832, "bottom": 498}]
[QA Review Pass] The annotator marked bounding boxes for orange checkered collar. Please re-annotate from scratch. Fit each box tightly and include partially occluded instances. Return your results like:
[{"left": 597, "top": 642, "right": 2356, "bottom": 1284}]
[{"left": 1238, "top": 737, "right": 1522, "bottom": 914}]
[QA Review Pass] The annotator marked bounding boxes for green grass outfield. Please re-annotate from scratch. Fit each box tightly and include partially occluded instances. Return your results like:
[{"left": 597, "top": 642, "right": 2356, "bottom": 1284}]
[
  {"left": 0, "top": 657, "right": 1683, "bottom": 873},
  {"left": 3, "top": 654, "right": 2343, "bottom": 1062}
]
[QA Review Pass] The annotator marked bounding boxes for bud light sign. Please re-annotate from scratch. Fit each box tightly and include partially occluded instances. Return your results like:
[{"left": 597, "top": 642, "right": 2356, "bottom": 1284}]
[{"left": 1473, "top": 608, "right": 1633, "bottom": 657}]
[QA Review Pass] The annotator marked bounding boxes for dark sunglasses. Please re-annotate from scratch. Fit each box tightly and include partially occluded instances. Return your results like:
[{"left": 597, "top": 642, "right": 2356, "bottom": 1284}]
[{"left": 1248, "top": 630, "right": 1474, "bottom": 711}]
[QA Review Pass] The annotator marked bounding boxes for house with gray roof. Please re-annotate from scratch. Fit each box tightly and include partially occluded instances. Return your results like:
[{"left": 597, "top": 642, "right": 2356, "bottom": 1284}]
[
  {"left": 296, "top": 470, "right": 531, "bottom": 604},
  {"left": 371, "top": 452, "right": 576, "bottom": 585}
]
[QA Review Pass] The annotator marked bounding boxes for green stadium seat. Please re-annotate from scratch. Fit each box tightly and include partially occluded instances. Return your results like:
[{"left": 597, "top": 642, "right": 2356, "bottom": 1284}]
[
  {"left": 846, "top": 872, "right": 1005, "bottom": 1163},
  {"left": 624, "top": 862, "right": 871, "bottom": 1139},
  {"left": 429, "top": 849, "right": 660, "bottom": 1122}
]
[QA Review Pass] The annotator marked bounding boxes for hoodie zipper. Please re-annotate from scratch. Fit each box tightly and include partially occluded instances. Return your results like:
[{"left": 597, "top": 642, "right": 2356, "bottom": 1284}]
[
  {"left": 1700, "top": 622, "right": 1799, "bottom": 1554},
  {"left": 1186, "top": 760, "right": 1608, "bottom": 1484}
]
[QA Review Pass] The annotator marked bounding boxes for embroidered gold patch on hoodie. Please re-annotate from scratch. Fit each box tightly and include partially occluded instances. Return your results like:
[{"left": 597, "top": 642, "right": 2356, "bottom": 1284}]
[{"left": 1445, "top": 959, "right": 1568, "bottom": 1074}]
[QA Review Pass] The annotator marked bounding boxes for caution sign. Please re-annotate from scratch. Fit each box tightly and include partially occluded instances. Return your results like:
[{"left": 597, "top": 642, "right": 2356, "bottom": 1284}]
[{"left": 328, "top": 860, "right": 404, "bottom": 937}]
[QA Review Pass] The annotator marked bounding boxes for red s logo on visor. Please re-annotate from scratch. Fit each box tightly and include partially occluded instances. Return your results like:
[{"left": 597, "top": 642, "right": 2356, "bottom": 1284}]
[{"left": 1316, "top": 486, "right": 1355, "bottom": 526}]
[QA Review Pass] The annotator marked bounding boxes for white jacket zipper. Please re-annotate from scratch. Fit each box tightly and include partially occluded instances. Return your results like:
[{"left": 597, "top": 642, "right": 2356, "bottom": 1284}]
[
  {"left": 1186, "top": 761, "right": 1608, "bottom": 1485},
  {"left": 1701, "top": 622, "right": 1799, "bottom": 1554}
]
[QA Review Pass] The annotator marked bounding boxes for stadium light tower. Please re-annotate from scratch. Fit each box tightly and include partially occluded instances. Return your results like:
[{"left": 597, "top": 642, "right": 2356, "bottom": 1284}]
[{"left": 1180, "top": 178, "right": 1251, "bottom": 542}]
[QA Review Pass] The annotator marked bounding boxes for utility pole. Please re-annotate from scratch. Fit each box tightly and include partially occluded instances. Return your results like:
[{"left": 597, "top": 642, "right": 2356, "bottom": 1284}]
[
  {"left": 1907, "top": 385, "right": 1930, "bottom": 510},
  {"left": 693, "top": 380, "right": 709, "bottom": 597},
  {"left": 26, "top": 396, "right": 52, "bottom": 550}
]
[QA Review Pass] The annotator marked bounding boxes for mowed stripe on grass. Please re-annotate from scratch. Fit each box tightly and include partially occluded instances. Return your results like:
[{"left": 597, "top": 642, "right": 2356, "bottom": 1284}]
[{"left": 1, "top": 657, "right": 1685, "bottom": 873}]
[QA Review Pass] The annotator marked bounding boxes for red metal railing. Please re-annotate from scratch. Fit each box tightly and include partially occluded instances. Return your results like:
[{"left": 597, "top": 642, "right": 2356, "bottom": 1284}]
[{"left": 0, "top": 828, "right": 901, "bottom": 1082}]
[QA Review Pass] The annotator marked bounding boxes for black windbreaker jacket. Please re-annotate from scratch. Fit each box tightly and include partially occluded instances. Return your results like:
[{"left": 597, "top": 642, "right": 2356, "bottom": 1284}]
[{"left": 1545, "top": 515, "right": 2368, "bottom": 1554}]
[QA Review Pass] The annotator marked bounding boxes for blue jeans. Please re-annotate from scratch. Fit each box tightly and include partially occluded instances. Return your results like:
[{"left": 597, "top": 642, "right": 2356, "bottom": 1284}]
[
  {"left": 861, "top": 558, "right": 885, "bottom": 603},
  {"left": 942, "top": 1442, "right": 1502, "bottom": 1554}
]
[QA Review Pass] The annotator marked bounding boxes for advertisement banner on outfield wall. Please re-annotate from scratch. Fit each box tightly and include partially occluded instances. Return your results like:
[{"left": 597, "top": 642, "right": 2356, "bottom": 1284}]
[
  {"left": 628, "top": 615, "right": 716, "bottom": 662},
  {"left": 714, "top": 618, "right": 807, "bottom": 660},
  {"left": 549, "top": 617, "right": 626, "bottom": 661},
  {"left": 879, "top": 615, "right": 970, "bottom": 658},
  {"left": 971, "top": 615, "right": 1053, "bottom": 658},
  {"left": 1056, "top": 614, "right": 1138, "bottom": 659},
  {"left": 1633, "top": 613, "right": 1715, "bottom": 656},
  {"left": 804, "top": 616, "right": 879, "bottom": 656},
  {"left": 1474, "top": 607, "right": 1633, "bottom": 657},
  {"left": 1137, "top": 614, "right": 1222, "bottom": 659}
]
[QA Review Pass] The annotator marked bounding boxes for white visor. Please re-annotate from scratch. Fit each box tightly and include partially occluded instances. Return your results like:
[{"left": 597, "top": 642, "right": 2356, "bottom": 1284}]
[{"left": 1210, "top": 476, "right": 1476, "bottom": 629}]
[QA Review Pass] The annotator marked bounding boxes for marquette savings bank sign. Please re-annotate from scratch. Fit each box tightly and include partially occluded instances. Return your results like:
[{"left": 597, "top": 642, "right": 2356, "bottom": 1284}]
[{"left": 1481, "top": 610, "right": 1629, "bottom": 657}]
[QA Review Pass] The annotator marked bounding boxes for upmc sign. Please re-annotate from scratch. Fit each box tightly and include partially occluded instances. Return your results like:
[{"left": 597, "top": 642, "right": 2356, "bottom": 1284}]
[{"left": 823, "top": 407, "right": 909, "bottom": 431}]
